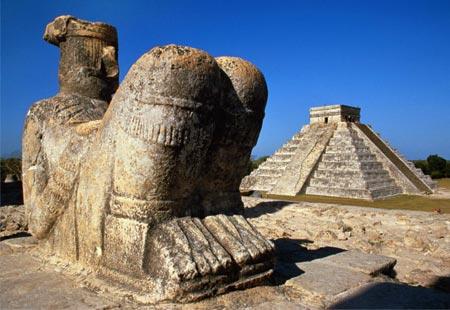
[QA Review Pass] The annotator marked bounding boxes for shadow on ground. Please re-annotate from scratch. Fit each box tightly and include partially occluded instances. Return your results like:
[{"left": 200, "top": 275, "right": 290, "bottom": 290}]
[
  {"left": 330, "top": 281, "right": 450, "bottom": 309},
  {"left": 272, "top": 237, "right": 345, "bottom": 284},
  {"left": 244, "top": 200, "right": 294, "bottom": 218},
  {"left": 0, "top": 181, "right": 23, "bottom": 206}
]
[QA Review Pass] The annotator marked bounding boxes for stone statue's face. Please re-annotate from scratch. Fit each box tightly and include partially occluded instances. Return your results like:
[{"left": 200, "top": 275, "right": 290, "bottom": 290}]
[{"left": 59, "top": 36, "right": 119, "bottom": 101}]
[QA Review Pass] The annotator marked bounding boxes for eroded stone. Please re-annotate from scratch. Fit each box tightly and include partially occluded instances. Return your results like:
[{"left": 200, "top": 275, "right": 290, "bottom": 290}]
[
  {"left": 22, "top": 16, "right": 273, "bottom": 303},
  {"left": 314, "top": 250, "right": 396, "bottom": 276},
  {"left": 286, "top": 261, "right": 372, "bottom": 299}
]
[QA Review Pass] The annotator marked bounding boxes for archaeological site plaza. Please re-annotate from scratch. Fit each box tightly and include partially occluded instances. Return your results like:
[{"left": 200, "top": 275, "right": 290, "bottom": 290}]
[
  {"left": 241, "top": 104, "right": 437, "bottom": 200},
  {"left": 1, "top": 15, "right": 449, "bottom": 309}
]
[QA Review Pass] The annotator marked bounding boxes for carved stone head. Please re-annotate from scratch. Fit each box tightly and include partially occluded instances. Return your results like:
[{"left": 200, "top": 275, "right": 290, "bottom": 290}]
[{"left": 44, "top": 15, "right": 119, "bottom": 101}]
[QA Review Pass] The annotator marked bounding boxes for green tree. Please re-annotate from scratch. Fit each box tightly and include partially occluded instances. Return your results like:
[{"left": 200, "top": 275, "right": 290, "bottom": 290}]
[{"left": 427, "top": 154, "right": 447, "bottom": 179}]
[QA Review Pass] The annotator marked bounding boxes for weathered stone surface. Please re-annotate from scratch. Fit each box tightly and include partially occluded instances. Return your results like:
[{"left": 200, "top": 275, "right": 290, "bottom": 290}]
[
  {"left": 0, "top": 253, "right": 121, "bottom": 309},
  {"left": 2, "top": 236, "right": 37, "bottom": 249},
  {"left": 2, "top": 200, "right": 449, "bottom": 308},
  {"left": 241, "top": 105, "right": 436, "bottom": 199},
  {"left": 286, "top": 261, "right": 372, "bottom": 298},
  {"left": 268, "top": 123, "right": 336, "bottom": 196},
  {"left": 23, "top": 15, "right": 118, "bottom": 239},
  {"left": 22, "top": 16, "right": 273, "bottom": 303},
  {"left": 244, "top": 197, "right": 450, "bottom": 290},
  {"left": 0, "top": 205, "right": 27, "bottom": 239},
  {"left": 314, "top": 249, "right": 396, "bottom": 276},
  {"left": 200, "top": 57, "right": 268, "bottom": 216}
]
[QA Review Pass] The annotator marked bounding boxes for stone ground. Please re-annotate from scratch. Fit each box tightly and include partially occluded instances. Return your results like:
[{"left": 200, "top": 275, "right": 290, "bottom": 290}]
[{"left": 1, "top": 198, "right": 450, "bottom": 309}]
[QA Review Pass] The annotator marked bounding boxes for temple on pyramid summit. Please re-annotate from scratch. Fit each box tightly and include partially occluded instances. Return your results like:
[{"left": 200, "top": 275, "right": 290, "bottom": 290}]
[{"left": 240, "top": 105, "right": 436, "bottom": 200}]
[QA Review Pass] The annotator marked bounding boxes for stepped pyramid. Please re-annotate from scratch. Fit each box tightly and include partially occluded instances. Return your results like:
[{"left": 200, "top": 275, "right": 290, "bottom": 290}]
[{"left": 241, "top": 105, "right": 436, "bottom": 200}]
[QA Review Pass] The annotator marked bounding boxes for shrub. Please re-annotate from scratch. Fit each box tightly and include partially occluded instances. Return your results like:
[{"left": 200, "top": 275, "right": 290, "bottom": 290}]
[
  {"left": 0, "top": 158, "right": 22, "bottom": 181},
  {"left": 427, "top": 155, "right": 447, "bottom": 179}
]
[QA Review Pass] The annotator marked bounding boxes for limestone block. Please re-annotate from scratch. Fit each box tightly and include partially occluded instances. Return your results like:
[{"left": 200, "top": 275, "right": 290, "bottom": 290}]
[
  {"left": 286, "top": 261, "right": 372, "bottom": 298},
  {"left": 314, "top": 250, "right": 396, "bottom": 276}
]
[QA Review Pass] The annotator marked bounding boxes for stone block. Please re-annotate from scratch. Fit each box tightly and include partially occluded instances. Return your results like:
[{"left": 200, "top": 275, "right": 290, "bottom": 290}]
[
  {"left": 314, "top": 250, "right": 396, "bottom": 276},
  {"left": 286, "top": 261, "right": 372, "bottom": 298}
]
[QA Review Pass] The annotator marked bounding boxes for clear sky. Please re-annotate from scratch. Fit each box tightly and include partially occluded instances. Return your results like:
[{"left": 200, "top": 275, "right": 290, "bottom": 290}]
[{"left": 1, "top": 0, "right": 449, "bottom": 159}]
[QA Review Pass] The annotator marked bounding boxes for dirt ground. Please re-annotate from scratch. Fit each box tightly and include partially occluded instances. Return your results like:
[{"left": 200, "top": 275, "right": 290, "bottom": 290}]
[
  {"left": 243, "top": 196, "right": 450, "bottom": 290},
  {"left": 1, "top": 193, "right": 449, "bottom": 308}
]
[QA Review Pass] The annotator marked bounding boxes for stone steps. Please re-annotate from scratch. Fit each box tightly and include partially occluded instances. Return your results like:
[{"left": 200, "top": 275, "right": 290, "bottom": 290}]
[
  {"left": 313, "top": 169, "right": 391, "bottom": 180},
  {"left": 322, "top": 153, "right": 377, "bottom": 162},
  {"left": 328, "top": 139, "right": 366, "bottom": 147},
  {"left": 306, "top": 186, "right": 372, "bottom": 199},
  {"left": 306, "top": 184, "right": 401, "bottom": 200},
  {"left": 309, "top": 177, "right": 397, "bottom": 189},
  {"left": 317, "top": 161, "right": 384, "bottom": 171},
  {"left": 240, "top": 127, "right": 311, "bottom": 192},
  {"left": 370, "top": 185, "right": 403, "bottom": 199},
  {"left": 258, "top": 161, "right": 291, "bottom": 170},
  {"left": 252, "top": 168, "right": 284, "bottom": 178},
  {"left": 325, "top": 145, "right": 371, "bottom": 153}
]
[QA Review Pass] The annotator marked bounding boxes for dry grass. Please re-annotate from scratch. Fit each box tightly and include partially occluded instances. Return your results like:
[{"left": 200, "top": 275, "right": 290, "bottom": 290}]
[
  {"left": 263, "top": 192, "right": 450, "bottom": 214},
  {"left": 437, "top": 178, "right": 450, "bottom": 190}
]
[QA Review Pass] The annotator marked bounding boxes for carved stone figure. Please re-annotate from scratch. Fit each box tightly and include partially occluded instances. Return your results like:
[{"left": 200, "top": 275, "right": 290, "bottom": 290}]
[
  {"left": 23, "top": 16, "right": 273, "bottom": 303},
  {"left": 22, "top": 16, "right": 119, "bottom": 238}
]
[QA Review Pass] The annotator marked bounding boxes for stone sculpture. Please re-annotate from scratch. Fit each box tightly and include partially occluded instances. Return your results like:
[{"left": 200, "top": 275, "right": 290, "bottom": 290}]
[
  {"left": 22, "top": 16, "right": 119, "bottom": 237},
  {"left": 23, "top": 16, "right": 274, "bottom": 303}
]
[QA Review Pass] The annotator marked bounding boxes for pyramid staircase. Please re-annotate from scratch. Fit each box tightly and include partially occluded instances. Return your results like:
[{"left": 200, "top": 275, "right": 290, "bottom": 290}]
[
  {"left": 240, "top": 126, "right": 309, "bottom": 192},
  {"left": 304, "top": 123, "right": 402, "bottom": 199},
  {"left": 241, "top": 123, "right": 336, "bottom": 194}
]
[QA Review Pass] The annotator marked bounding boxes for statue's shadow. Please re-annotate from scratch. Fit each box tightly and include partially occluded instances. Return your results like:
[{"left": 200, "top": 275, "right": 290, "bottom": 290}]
[{"left": 244, "top": 199, "right": 294, "bottom": 219}]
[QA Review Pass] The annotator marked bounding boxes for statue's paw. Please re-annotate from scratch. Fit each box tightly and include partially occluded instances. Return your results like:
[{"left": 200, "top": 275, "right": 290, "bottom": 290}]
[
  {"left": 144, "top": 215, "right": 274, "bottom": 302},
  {"left": 202, "top": 214, "right": 275, "bottom": 275}
]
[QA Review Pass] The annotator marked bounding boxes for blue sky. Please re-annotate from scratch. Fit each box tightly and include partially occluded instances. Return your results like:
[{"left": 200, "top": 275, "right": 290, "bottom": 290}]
[{"left": 1, "top": 0, "right": 449, "bottom": 159}]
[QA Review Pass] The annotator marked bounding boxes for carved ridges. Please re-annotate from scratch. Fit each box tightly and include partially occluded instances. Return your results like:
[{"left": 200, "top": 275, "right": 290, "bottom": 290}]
[
  {"left": 135, "top": 93, "right": 207, "bottom": 111},
  {"left": 29, "top": 95, "right": 107, "bottom": 125},
  {"left": 110, "top": 193, "right": 176, "bottom": 223},
  {"left": 68, "top": 37, "right": 106, "bottom": 67},
  {"left": 119, "top": 113, "right": 211, "bottom": 146},
  {"left": 146, "top": 215, "right": 274, "bottom": 285}
]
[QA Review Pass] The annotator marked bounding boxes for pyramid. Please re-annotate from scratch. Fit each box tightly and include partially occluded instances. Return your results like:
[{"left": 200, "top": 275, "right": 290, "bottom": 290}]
[{"left": 241, "top": 105, "right": 436, "bottom": 200}]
